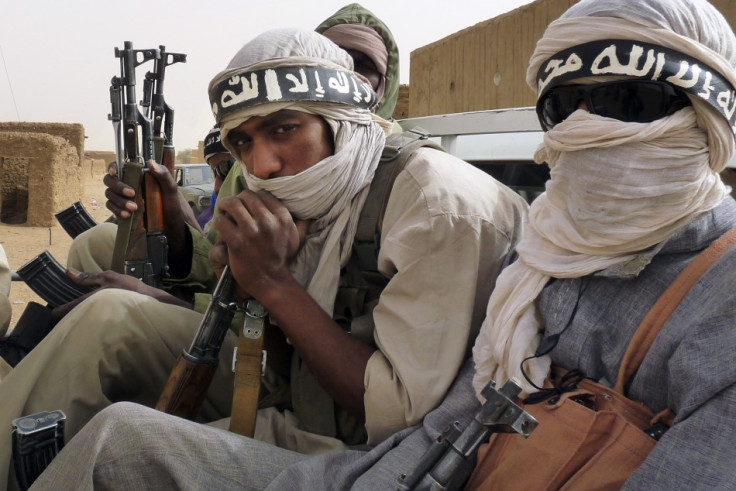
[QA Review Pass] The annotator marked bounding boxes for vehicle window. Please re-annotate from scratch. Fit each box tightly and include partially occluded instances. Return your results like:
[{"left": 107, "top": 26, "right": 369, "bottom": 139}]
[
  {"left": 182, "top": 166, "right": 215, "bottom": 186},
  {"left": 469, "top": 161, "right": 550, "bottom": 203}
]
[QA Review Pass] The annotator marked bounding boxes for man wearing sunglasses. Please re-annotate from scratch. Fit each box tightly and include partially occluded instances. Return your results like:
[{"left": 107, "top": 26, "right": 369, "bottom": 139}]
[{"left": 468, "top": 0, "right": 736, "bottom": 488}]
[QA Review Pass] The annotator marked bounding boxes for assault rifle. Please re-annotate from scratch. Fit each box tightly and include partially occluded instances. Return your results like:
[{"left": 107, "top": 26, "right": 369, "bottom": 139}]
[
  {"left": 140, "top": 45, "right": 186, "bottom": 174},
  {"left": 109, "top": 41, "right": 170, "bottom": 288},
  {"left": 156, "top": 266, "right": 241, "bottom": 419},
  {"left": 397, "top": 378, "right": 539, "bottom": 490}
]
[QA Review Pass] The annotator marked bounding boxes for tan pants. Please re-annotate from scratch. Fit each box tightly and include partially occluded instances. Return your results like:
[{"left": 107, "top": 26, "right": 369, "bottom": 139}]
[
  {"left": 66, "top": 222, "right": 117, "bottom": 273},
  {"left": 0, "top": 288, "right": 237, "bottom": 490}
]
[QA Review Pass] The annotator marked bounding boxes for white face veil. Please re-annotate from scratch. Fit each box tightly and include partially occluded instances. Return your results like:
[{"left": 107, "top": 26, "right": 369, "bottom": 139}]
[
  {"left": 472, "top": 0, "right": 736, "bottom": 399},
  {"left": 208, "top": 28, "right": 389, "bottom": 315}
]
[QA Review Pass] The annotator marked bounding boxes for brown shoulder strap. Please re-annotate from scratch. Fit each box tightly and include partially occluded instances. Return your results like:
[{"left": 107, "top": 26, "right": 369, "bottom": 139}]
[
  {"left": 615, "top": 226, "right": 736, "bottom": 393},
  {"left": 229, "top": 300, "right": 268, "bottom": 437},
  {"left": 352, "top": 128, "right": 444, "bottom": 272}
]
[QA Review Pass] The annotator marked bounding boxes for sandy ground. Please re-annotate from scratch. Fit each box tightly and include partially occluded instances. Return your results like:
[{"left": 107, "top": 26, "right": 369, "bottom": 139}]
[{"left": 2, "top": 175, "right": 111, "bottom": 332}]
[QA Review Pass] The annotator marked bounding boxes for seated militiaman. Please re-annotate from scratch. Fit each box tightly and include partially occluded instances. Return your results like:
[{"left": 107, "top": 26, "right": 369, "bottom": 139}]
[
  {"left": 0, "top": 27, "right": 529, "bottom": 490},
  {"left": 195, "top": 125, "right": 235, "bottom": 231},
  {"left": 30, "top": 0, "right": 736, "bottom": 489}
]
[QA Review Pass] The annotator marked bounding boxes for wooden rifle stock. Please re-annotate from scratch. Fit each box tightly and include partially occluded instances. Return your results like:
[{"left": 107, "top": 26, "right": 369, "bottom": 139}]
[
  {"left": 155, "top": 352, "right": 218, "bottom": 419},
  {"left": 160, "top": 143, "right": 176, "bottom": 174},
  {"left": 144, "top": 172, "right": 165, "bottom": 233}
]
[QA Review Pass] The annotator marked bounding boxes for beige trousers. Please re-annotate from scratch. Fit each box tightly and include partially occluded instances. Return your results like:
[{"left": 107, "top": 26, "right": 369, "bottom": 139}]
[
  {"left": 66, "top": 222, "right": 117, "bottom": 273},
  {"left": 0, "top": 288, "right": 237, "bottom": 490}
]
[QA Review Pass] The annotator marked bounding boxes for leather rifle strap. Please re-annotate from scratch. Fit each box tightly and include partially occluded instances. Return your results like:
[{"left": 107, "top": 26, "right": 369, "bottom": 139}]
[
  {"left": 229, "top": 300, "right": 267, "bottom": 437},
  {"left": 615, "top": 226, "right": 736, "bottom": 393}
]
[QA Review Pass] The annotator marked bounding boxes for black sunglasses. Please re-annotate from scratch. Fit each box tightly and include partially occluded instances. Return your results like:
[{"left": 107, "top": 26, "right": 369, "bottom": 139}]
[
  {"left": 537, "top": 80, "right": 690, "bottom": 131},
  {"left": 213, "top": 158, "right": 235, "bottom": 180}
]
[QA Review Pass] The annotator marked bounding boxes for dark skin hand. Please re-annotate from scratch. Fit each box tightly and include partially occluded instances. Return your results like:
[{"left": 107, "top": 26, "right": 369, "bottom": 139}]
[
  {"left": 210, "top": 189, "right": 375, "bottom": 420},
  {"left": 51, "top": 160, "right": 202, "bottom": 321},
  {"left": 104, "top": 160, "right": 199, "bottom": 276},
  {"left": 51, "top": 267, "right": 191, "bottom": 321}
]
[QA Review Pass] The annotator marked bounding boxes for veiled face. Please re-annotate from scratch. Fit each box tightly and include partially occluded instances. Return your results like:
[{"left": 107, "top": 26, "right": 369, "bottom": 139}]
[
  {"left": 345, "top": 49, "right": 381, "bottom": 92},
  {"left": 226, "top": 110, "right": 334, "bottom": 179}
]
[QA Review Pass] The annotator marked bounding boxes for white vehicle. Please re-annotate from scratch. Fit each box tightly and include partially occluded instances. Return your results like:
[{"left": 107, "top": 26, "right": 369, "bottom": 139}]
[
  {"left": 174, "top": 163, "right": 215, "bottom": 216},
  {"left": 399, "top": 106, "right": 736, "bottom": 204},
  {"left": 399, "top": 107, "right": 548, "bottom": 203}
]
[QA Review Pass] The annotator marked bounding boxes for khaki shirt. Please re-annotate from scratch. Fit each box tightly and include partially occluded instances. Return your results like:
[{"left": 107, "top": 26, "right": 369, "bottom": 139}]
[{"left": 363, "top": 147, "right": 527, "bottom": 443}]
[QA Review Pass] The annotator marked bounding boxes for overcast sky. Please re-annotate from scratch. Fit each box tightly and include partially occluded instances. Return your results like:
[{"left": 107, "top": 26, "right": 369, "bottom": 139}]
[{"left": 0, "top": 0, "right": 534, "bottom": 153}]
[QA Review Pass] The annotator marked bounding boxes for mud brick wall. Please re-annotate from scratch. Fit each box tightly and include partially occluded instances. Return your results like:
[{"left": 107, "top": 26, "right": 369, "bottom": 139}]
[
  {"left": 393, "top": 84, "right": 410, "bottom": 120},
  {"left": 0, "top": 122, "right": 84, "bottom": 166},
  {"left": 408, "top": 0, "right": 736, "bottom": 117},
  {"left": 0, "top": 131, "right": 80, "bottom": 226}
]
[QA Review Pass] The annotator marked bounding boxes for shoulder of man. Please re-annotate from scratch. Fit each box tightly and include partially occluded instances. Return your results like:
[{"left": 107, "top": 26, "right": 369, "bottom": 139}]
[{"left": 357, "top": 128, "right": 444, "bottom": 242}]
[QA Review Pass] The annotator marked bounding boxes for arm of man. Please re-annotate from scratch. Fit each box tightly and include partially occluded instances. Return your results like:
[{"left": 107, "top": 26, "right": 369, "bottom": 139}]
[
  {"left": 211, "top": 190, "right": 375, "bottom": 419},
  {"left": 104, "top": 160, "right": 201, "bottom": 278},
  {"left": 362, "top": 153, "right": 525, "bottom": 444},
  {"left": 50, "top": 267, "right": 193, "bottom": 320}
]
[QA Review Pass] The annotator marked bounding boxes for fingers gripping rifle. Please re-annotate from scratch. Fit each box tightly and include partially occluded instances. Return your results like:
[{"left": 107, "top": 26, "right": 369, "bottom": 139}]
[
  {"left": 141, "top": 45, "right": 186, "bottom": 174},
  {"left": 397, "top": 379, "right": 539, "bottom": 491},
  {"left": 109, "top": 41, "right": 168, "bottom": 288}
]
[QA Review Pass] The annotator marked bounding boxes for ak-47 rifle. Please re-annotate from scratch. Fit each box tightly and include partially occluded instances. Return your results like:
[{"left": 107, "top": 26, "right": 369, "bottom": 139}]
[
  {"left": 397, "top": 378, "right": 539, "bottom": 491},
  {"left": 140, "top": 45, "right": 186, "bottom": 174},
  {"left": 156, "top": 266, "right": 241, "bottom": 418},
  {"left": 156, "top": 265, "right": 267, "bottom": 433},
  {"left": 108, "top": 41, "right": 172, "bottom": 288}
]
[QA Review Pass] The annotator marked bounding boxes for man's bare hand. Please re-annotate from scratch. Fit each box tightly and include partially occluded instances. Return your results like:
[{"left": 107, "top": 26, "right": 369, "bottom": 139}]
[
  {"left": 103, "top": 171, "right": 137, "bottom": 219},
  {"left": 105, "top": 160, "right": 199, "bottom": 275},
  {"left": 51, "top": 267, "right": 191, "bottom": 321},
  {"left": 210, "top": 190, "right": 306, "bottom": 301}
]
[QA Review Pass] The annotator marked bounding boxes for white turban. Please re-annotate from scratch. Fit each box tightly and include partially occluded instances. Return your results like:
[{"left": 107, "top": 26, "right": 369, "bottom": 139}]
[
  {"left": 473, "top": 0, "right": 736, "bottom": 398},
  {"left": 208, "top": 28, "right": 389, "bottom": 315}
]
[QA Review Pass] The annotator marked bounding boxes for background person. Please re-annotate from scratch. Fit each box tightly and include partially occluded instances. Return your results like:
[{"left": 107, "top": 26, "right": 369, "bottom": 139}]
[{"left": 196, "top": 125, "right": 234, "bottom": 231}]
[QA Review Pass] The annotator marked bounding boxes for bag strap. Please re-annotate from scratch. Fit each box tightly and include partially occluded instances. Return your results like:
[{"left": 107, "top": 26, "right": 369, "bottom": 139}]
[
  {"left": 352, "top": 127, "right": 444, "bottom": 273},
  {"left": 229, "top": 300, "right": 268, "bottom": 437},
  {"left": 615, "top": 226, "right": 736, "bottom": 393}
]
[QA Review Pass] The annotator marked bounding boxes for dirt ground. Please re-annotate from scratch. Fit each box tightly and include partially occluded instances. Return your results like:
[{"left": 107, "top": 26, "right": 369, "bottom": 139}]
[{"left": 2, "top": 175, "right": 110, "bottom": 332}]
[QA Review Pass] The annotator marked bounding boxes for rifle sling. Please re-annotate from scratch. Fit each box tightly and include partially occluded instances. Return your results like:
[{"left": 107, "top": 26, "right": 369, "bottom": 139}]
[
  {"left": 111, "top": 161, "right": 144, "bottom": 274},
  {"left": 229, "top": 301, "right": 267, "bottom": 437}
]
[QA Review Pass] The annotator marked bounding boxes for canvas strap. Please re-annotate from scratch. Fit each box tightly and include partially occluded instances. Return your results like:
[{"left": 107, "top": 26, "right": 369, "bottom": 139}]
[
  {"left": 229, "top": 299, "right": 268, "bottom": 437},
  {"left": 615, "top": 226, "right": 736, "bottom": 393}
]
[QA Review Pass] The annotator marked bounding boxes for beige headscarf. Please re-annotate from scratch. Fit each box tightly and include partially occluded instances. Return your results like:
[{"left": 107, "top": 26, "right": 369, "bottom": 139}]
[
  {"left": 320, "top": 23, "right": 389, "bottom": 102},
  {"left": 208, "top": 28, "right": 389, "bottom": 316},
  {"left": 472, "top": 0, "right": 736, "bottom": 398}
]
